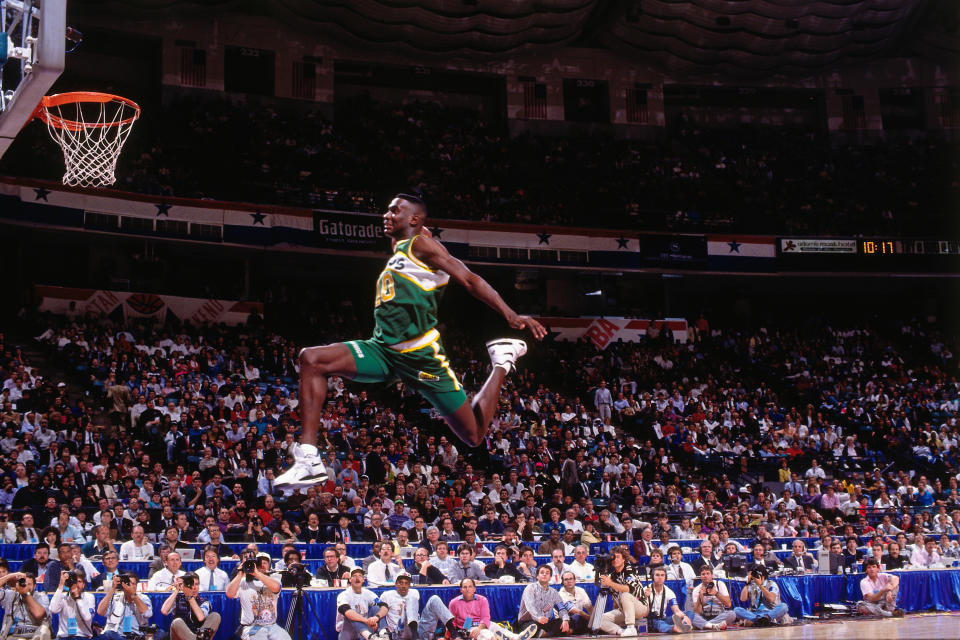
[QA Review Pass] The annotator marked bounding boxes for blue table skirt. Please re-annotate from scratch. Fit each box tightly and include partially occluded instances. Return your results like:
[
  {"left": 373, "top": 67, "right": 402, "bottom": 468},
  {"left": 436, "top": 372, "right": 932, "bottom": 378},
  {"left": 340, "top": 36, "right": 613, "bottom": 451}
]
[{"left": 29, "top": 570, "right": 960, "bottom": 640}]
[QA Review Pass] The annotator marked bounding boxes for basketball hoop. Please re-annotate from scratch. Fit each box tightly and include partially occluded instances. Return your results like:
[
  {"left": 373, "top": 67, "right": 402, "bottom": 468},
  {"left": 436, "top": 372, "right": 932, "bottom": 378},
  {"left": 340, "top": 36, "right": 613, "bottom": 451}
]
[{"left": 34, "top": 91, "right": 140, "bottom": 187}]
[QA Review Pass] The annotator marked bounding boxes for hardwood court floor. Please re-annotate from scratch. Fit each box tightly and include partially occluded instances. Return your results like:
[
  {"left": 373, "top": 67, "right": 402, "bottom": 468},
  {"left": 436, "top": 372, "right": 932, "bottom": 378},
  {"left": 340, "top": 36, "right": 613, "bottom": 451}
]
[{"left": 635, "top": 612, "right": 960, "bottom": 639}]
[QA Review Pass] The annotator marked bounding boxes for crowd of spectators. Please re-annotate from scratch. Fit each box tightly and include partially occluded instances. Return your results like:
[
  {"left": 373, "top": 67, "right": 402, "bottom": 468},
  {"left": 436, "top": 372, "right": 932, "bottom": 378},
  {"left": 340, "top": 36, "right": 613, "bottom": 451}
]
[
  {"left": 0, "top": 307, "right": 957, "bottom": 635},
  {"left": 6, "top": 94, "right": 957, "bottom": 236}
]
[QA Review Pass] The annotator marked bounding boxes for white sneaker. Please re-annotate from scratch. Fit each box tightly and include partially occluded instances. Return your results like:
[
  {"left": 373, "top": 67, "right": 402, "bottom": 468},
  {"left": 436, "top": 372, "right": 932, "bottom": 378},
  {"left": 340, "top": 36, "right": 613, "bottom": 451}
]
[
  {"left": 274, "top": 443, "right": 329, "bottom": 489},
  {"left": 620, "top": 626, "right": 638, "bottom": 637},
  {"left": 486, "top": 338, "right": 527, "bottom": 374}
]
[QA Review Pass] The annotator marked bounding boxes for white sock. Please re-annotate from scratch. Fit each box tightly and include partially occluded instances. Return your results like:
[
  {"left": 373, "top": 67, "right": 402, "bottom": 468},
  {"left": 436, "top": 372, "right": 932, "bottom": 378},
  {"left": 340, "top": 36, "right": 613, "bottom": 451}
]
[
  {"left": 493, "top": 362, "right": 512, "bottom": 374},
  {"left": 300, "top": 443, "right": 318, "bottom": 457}
]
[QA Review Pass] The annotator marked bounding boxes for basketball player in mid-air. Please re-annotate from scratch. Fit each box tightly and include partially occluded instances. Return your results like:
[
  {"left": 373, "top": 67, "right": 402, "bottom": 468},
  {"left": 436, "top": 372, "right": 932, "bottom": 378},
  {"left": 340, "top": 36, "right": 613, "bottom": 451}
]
[{"left": 275, "top": 194, "right": 546, "bottom": 489}]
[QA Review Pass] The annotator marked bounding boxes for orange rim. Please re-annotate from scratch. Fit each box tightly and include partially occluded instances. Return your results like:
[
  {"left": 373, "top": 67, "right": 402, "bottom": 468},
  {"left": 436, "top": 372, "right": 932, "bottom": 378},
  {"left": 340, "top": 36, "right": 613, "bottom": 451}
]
[{"left": 35, "top": 91, "right": 141, "bottom": 132}]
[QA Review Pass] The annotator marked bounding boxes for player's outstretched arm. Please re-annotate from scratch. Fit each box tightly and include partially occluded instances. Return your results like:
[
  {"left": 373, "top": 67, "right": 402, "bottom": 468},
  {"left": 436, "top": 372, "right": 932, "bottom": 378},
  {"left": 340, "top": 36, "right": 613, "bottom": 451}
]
[{"left": 411, "top": 234, "right": 546, "bottom": 340}]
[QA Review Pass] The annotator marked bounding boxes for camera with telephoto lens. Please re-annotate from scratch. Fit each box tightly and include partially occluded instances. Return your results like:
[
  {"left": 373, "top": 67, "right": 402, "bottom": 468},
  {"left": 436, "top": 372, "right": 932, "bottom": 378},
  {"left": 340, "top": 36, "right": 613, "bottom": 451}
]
[
  {"left": 16, "top": 578, "right": 26, "bottom": 588},
  {"left": 181, "top": 574, "right": 196, "bottom": 589},
  {"left": 243, "top": 559, "right": 258, "bottom": 574},
  {"left": 702, "top": 581, "right": 715, "bottom": 591},
  {"left": 65, "top": 570, "right": 84, "bottom": 588},
  {"left": 749, "top": 567, "right": 766, "bottom": 582},
  {"left": 593, "top": 554, "right": 613, "bottom": 583},
  {"left": 283, "top": 563, "right": 312, "bottom": 588},
  {"left": 119, "top": 574, "right": 133, "bottom": 587},
  {"left": 593, "top": 553, "right": 613, "bottom": 594}
]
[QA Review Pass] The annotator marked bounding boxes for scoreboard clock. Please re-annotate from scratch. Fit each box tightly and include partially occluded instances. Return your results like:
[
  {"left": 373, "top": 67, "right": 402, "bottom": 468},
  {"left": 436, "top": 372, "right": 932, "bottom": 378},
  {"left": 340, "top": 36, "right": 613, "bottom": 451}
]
[{"left": 860, "top": 239, "right": 960, "bottom": 257}]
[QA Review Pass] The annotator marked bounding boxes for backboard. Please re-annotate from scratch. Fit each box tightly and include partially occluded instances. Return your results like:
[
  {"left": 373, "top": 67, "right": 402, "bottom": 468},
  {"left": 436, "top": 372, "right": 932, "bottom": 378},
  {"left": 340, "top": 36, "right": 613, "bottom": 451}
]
[{"left": 0, "top": 0, "right": 66, "bottom": 159}]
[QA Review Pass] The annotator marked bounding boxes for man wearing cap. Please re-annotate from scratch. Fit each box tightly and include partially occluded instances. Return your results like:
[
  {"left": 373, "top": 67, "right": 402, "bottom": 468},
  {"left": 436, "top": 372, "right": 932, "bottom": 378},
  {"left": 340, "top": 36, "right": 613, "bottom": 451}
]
[
  {"left": 336, "top": 568, "right": 389, "bottom": 640},
  {"left": 227, "top": 552, "right": 289, "bottom": 640}
]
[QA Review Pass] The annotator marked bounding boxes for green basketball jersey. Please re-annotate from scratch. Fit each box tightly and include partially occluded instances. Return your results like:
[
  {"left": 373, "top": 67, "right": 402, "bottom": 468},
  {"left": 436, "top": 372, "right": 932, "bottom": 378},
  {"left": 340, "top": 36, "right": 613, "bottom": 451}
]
[{"left": 373, "top": 235, "right": 450, "bottom": 344}]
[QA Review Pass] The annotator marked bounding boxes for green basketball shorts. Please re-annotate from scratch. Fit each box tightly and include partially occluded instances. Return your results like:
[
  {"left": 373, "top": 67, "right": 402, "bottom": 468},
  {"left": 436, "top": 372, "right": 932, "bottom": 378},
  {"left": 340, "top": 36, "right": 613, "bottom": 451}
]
[{"left": 344, "top": 328, "right": 467, "bottom": 416}]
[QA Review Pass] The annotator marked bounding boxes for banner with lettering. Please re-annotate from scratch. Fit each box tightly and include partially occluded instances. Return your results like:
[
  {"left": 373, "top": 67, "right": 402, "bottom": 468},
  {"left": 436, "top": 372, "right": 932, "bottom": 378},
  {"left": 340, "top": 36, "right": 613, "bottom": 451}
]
[
  {"left": 536, "top": 316, "right": 689, "bottom": 350},
  {"left": 35, "top": 285, "right": 262, "bottom": 326},
  {"left": 313, "top": 210, "right": 389, "bottom": 250}
]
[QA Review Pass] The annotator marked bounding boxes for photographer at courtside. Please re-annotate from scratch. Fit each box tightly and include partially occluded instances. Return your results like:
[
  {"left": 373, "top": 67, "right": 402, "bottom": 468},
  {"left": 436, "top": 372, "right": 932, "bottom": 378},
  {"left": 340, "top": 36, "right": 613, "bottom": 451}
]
[
  {"left": 733, "top": 566, "right": 788, "bottom": 627},
  {"left": 686, "top": 566, "right": 735, "bottom": 631},
  {"left": 95, "top": 573, "right": 154, "bottom": 640},
  {"left": 226, "top": 553, "right": 289, "bottom": 640},
  {"left": 160, "top": 573, "right": 221, "bottom": 640},
  {"left": 0, "top": 572, "right": 50, "bottom": 640},
  {"left": 596, "top": 548, "right": 648, "bottom": 637},
  {"left": 49, "top": 570, "right": 95, "bottom": 640}
]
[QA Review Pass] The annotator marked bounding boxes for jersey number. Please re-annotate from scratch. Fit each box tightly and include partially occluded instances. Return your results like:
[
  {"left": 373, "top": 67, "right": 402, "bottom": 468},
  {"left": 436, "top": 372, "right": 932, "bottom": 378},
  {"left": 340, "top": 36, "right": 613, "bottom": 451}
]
[{"left": 375, "top": 272, "right": 396, "bottom": 307}]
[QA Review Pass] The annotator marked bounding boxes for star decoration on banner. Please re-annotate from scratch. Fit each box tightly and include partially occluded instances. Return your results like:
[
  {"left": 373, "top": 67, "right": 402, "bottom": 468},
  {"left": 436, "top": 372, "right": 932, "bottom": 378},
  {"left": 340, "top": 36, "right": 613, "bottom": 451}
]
[
  {"left": 616, "top": 236, "right": 630, "bottom": 249},
  {"left": 537, "top": 232, "right": 552, "bottom": 245},
  {"left": 155, "top": 203, "right": 171, "bottom": 217},
  {"left": 430, "top": 227, "right": 443, "bottom": 239},
  {"left": 727, "top": 240, "right": 742, "bottom": 253},
  {"left": 250, "top": 211, "right": 267, "bottom": 225},
  {"left": 33, "top": 187, "right": 50, "bottom": 201}
]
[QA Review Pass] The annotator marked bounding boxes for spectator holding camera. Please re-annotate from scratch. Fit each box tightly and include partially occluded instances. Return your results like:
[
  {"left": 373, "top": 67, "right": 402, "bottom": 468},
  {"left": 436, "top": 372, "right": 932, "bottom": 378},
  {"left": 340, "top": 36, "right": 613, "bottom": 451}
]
[
  {"left": 95, "top": 573, "right": 153, "bottom": 640},
  {"left": 90, "top": 551, "right": 122, "bottom": 591},
  {"left": 226, "top": 553, "right": 288, "bottom": 640},
  {"left": 160, "top": 573, "right": 221, "bottom": 640},
  {"left": 148, "top": 551, "right": 185, "bottom": 591},
  {"left": 49, "top": 570, "right": 94, "bottom": 640},
  {"left": 857, "top": 558, "right": 904, "bottom": 618},
  {"left": 244, "top": 517, "right": 271, "bottom": 544},
  {"left": 733, "top": 566, "right": 789, "bottom": 627},
  {"left": 687, "top": 566, "right": 735, "bottom": 631},
  {"left": 0, "top": 572, "right": 50, "bottom": 640},
  {"left": 596, "top": 548, "right": 648, "bottom": 637}
]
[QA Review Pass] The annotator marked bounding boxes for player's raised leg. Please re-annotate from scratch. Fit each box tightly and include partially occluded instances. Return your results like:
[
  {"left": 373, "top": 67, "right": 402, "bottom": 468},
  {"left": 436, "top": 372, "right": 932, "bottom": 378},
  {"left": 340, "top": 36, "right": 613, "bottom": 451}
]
[
  {"left": 274, "top": 342, "right": 358, "bottom": 489},
  {"left": 443, "top": 338, "right": 527, "bottom": 447}
]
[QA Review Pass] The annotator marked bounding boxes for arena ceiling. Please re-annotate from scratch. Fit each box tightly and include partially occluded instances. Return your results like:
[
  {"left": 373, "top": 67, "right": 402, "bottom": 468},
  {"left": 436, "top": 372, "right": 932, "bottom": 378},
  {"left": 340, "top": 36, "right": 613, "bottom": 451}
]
[{"left": 86, "top": 0, "right": 959, "bottom": 76}]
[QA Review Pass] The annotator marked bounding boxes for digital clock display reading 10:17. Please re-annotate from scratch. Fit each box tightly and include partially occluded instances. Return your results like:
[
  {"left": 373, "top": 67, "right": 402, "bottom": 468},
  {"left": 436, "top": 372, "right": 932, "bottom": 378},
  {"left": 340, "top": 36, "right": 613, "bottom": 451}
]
[{"left": 861, "top": 240, "right": 900, "bottom": 255}]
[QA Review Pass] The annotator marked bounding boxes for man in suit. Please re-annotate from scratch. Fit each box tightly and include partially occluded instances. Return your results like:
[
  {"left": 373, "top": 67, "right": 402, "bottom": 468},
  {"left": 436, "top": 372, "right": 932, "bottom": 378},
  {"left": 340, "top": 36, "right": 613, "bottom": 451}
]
[
  {"left": 691, "top": 541, "right": 717, "bottom": 575},
  {"left": 571, "top": 478, "right": 593, "bottom": 501},
  {"left": 81, "top": 524, "right": 117, "bottom": 558},
  {"left": 747, "top": 542, "right": 780, "bottom": 573},
  {"left": 618, "top": 515, "right": 645, "bottom": 543},
  {"left": 14, "top": 513, "right": 41, "bottom": 544},
  {"left": 333, "top": 514, "right": 358, "bottom": 543},
  {"left": 631, "top": 526, "right": 656, "bottom": 559},
  {"left": 783, "top": 540, "right": 816, "bottom": 572},
  {"left": 362, "top": 513, "right": 389, "bottom": 542}
]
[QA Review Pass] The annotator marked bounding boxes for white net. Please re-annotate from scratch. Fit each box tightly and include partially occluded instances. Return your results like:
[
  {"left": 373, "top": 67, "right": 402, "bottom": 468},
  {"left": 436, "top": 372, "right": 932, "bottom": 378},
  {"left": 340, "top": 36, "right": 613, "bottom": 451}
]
[{"left": 38, "top": 93, "right": 140, "bottom": 187}]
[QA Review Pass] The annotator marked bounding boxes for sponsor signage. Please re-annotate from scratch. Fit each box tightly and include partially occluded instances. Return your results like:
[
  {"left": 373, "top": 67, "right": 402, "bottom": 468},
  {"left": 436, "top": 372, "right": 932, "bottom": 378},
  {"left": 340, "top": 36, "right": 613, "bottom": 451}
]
[
  {"left": 638, "top": 236, "right": 707, "bottom": 268},
  {"left": 313, "top": 210, "right": 388, "bottom": 249},
  {"left": 781, "top": 238, "right": 857, "bottom": 254}
]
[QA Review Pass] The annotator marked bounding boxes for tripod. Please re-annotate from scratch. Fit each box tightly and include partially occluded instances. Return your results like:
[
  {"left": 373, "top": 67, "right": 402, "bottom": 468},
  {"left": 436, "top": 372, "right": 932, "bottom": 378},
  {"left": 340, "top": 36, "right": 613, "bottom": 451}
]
[
  {"left": 587, "top": 589, "right": 610, "bottom": 636},
  {"left": 284, "top": 584, "right": 329, "bottom": 640}
]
